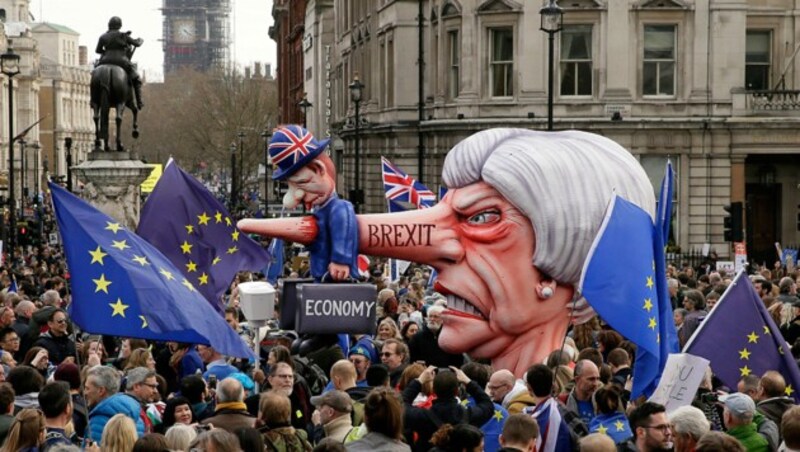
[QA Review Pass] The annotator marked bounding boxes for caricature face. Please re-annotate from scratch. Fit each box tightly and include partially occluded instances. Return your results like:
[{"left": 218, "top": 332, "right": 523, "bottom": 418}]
[{"left": 283, "top": 163, "right": 335, "bottom": 210}]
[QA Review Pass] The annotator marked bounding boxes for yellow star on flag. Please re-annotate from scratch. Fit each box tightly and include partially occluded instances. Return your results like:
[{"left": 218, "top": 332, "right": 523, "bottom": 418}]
[
  {"left": 182, "top": 278, "right": 195, "bottom": 292},
  {"left": 786, "top": 385, "right": 795, "bottom": 397},
  {"left": 93, "top": 274, "right": 112, "bottom": 294},
  {"left": 215, "top": 212, "right": 223, "bottom": 223},
  {"left": 227, "top": 246, "right": 239, "bottom": 255},
  {"left": 139, "top": 315, "right": 148, "bottom": 329},
  {"left": 460, "top": 399, "right": 469, "bottom": 407},
  {"left": 109, "top": 298, "right": 129, "bottom": 317},
  {"left": 738, "top": 348, "right": 751, "bottom": 360},
  {"left": 198, "top": 273, "right": 209, "bottom": 285},
  {"left": 132, "top": 255, "right": 149, "bottom": 266},
  {"left": 739, "top": 365, "right": 751, "bottom": 377},
  {"left": 493, "top": 410, "right": 504, "bottom": 421},
  {"left": 111, "top": 240, "right": 130, "bottom": 251},
  {"left": 89, "top": 246, "right": 107, "bottom": 265},
  {"left": 159, "top": 268, "right": 175, "bottom": 281},
  {"left": 180, "top": 241, "right": 193, "bottom": 254},
  {"left": 225, "top": 217, "right": 232, "bottom": 226},
  {"left": 648, "top": 317, "right": 657, "bottom": 330},
  {"left": 231, "top": 230, "right": 240, "bottom": 241},
  {"left": 615, "top": 420, "right": 625, "bottom": 431},
  {"left": 597, "top": 424, "right": 608, "bottom": 435},
  {"left": 212, "top": 257, "right": 222, "bottom": 266},
  {"left": 747, "top": 332, "right": 759, "bottom": 343},
  {"left": 764, "top": 325, "right": 771, "bottom": 335},
  {"left": 185, "top": 224, "right": 195, "bottom": 234},
  {"left": 646, "top": 276, "right": 654, "bottom": 289},
  {"left": 643, "top": 298, "right": 653, "bottom": 312},
  {"left": 186, "top": 261, "right": 198, "bottom": 272},
  {"left": 198, "top": 212, "right": 210, "bottom": 225},
  {"left": 105, "top": 222, "right": 122, "bottom": 234}
]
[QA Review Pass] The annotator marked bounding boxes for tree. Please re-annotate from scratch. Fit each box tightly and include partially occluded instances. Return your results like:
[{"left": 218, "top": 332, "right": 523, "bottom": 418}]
[{"left": 129, "top": 68, "right": 278, "bottom": 190}]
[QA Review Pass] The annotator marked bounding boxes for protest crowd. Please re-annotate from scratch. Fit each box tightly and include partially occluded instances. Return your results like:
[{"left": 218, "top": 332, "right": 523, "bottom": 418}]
[
  {"left": 3, "top": 182, "right": 800, "bottom": 452},
  {"left": 0, "top": 159, "right": 800, "bottom": 452}
]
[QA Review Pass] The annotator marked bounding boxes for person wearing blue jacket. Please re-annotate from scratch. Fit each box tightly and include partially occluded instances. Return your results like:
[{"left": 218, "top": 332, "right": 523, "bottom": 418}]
[{"left": 84, "top": 365, "right": 144, "bottom": 444}]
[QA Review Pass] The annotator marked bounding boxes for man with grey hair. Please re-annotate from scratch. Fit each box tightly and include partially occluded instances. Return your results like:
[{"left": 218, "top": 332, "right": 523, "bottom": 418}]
[
  {"left": 85, "top": 365, "right": 144, "bottom": 443},
  {"left": 201, "top": 377, "right": 255, "bottom": 433},
  {"left": 668, "top": 405, "right": 710, "bottom": 452},
  {"left": 12, "top": 299, "right": 34, "bottom": 340},
  {"left": 408, "top": 305, "right": 463, "bottom": 368},
  {"left": 124, "top": 367, "right": 158, "bottom": 434}
]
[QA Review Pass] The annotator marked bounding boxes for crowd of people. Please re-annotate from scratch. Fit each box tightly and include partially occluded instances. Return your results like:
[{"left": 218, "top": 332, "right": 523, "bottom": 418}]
[{"left": 3, "top": 194, "right": 800, "bottom": 452}]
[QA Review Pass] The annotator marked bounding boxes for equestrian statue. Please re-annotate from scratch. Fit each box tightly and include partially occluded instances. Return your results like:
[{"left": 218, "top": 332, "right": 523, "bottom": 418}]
[{"left": 90, "top": 16, "right": 143, "bottom": 152}]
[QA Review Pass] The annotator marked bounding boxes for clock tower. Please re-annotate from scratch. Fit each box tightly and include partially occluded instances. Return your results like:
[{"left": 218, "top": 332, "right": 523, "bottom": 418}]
[{"left": 162, "top": 0, "right": 231, "bottom": 75}]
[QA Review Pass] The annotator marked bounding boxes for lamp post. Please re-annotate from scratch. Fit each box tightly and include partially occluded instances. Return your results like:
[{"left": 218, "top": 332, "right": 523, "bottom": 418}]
[
  {"left": 540, "top": 0, "right": 564, "bottom": 131},
  {"left": 64, "top": 137, "right": 73, "bottom": 192},
  {"left": 31, "top": 141, "right": 39, "bottom": 204},
  {"left": 1, "top": 47, "right": 20, "bottom": 252},
  {"left": 349, "top": 73, "right": 364, "bottom": 213},
  {"left": 260, "top": 129, "right": 271, "bottom": 215},
  {"left": 298, "top": 93, "right": 312, "bottom": 129},
  {"left": 237, "top": 131, "right": 245, "bottom": 204},
  {"left": 229, "top": 142, "right": 237, "bottom": 212},
  {"left": 18, "top": 138, "right": 25, "bottom": 220}
]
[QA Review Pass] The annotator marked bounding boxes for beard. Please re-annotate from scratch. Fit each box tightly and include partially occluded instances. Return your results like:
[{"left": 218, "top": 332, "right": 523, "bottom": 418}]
[
  {"left": 427, "top": 321, "right": 441, "bottom": 332},
  {"left": 273, "top": 386, "right": 293, "bottom": 397}
]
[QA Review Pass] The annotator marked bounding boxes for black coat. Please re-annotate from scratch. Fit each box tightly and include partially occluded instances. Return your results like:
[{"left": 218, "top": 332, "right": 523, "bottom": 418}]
[
  {"left": 407, "top": 326, "right": 463, "bottom": 368},
  {"left": 402, "top": 379, "right": 493, "bottom": 452}
]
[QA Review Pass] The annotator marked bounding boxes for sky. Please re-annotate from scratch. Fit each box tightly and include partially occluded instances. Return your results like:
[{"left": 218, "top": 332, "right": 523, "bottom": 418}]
[{"left": 29, "top": 0, "right": 277, "bottom": 82}]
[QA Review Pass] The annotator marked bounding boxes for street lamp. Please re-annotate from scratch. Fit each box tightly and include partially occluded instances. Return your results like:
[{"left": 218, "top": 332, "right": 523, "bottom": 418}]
[
  {"left": 237, "top": 131, "right": 245, "bottom": 204},
  {"left": 229, "top": 142, "right": 237, "bottom": 212},
  {"left": 298, "top": 93, "right": 312, "bottom": 129},
  {"left": 349, "top": 73, "right": 364, "bottom": 213},
  {"left": 540, "top": 0, "right": 564, "bottom": 131},
  {"left": 64, "top": 137, "right": 73, "bottom": 192},
  {"left": 17, "top": 138, "right": 25, "bottom": 220},
  {"left": 260, "top": 129, "right": 271, "bottom": 215},
  {"left": 1, "top": 47, "right": 20, "bottom": 252}
]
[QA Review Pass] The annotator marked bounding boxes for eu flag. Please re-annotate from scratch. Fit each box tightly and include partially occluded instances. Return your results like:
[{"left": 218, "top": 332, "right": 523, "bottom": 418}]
[
  {"left": 265, "top": 239, "right": 284, "bottom": 285},
  {"left": 137, "top": 160, "right": 270, "bottom": 311},
  {"left": 49, "top": 182, "right": 253, "bottom": 358},
  {"left": 580, "top": 194, "right": 678, "bottom": 398},
  {"left": 685, "top": 271, "right": 800, "bottom": 402}
]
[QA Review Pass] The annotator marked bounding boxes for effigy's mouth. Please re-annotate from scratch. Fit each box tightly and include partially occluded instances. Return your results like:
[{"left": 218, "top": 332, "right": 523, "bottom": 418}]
[{"left": 444, "top": 293, "right": 486, "bottom": 320}]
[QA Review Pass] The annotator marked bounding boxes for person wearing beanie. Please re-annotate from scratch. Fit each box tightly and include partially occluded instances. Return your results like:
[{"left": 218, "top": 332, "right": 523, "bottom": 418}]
[{"left": 54, "top": 362, "right": 88, "bottom": 440}]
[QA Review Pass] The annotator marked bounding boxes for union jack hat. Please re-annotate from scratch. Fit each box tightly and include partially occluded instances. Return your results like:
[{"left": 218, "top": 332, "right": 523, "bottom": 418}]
[{"left": 269, "top": 125, "right": 330, "bottom": 180}]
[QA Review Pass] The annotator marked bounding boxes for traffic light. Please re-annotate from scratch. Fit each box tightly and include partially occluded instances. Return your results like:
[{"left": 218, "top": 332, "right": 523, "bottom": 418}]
[
  {"left": 16, "top": 221, "right": 29, "bottom": 247},
  {"left": 723, "top": 202, "right": 744, "bottom": 242}
]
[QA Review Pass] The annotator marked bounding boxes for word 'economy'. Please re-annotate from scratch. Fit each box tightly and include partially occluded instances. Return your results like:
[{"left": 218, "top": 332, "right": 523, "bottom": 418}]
[{"left": 304, "top": 299, "right": 376, "bottom": 317}]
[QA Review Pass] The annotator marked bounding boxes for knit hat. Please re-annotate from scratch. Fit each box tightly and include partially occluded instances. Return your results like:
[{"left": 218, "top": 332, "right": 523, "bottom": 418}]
[{"left": 54, "top": 362, "right": 81, "bottom": 390}]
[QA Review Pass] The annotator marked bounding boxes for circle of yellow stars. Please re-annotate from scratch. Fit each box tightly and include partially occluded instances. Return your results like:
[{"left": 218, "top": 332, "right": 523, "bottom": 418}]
[
  {"left": 736, "top": 325, "right": 794, "bottom": 397},
  {"left": 86, "top": 220, "right": 201, "bottom": 330},
  {"left": 180, "top": 210, "right": 241, "bottom": 290}
]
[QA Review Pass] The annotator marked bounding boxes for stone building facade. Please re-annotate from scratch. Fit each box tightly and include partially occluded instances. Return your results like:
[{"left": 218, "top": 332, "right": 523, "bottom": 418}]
[{"left": 281, "top": 0, "right": 800, "bottom": 262}]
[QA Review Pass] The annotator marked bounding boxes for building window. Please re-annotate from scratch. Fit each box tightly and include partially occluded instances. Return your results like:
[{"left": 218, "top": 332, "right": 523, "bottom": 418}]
[
  {"left": 448, "top": 30, "right": 460, "bottom": 98},
  {"left": 746, "top": 30, "right": 770, "bottom": 90},
  {"left": 643, "top": 25, "right": 676, "bottom": 96},
  {"left": 490, "top": 27, "right": 513, "bottom": 97},
  {"left": 560, "top": 25, "right": 592, "bottom": 96}
]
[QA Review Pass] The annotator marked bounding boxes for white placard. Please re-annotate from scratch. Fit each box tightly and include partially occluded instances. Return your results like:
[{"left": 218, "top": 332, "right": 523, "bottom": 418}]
[
  {"left": 649, "top": 353, "right": 710, "bottom": 413},
  {"left": 716, "top": 261, "right": 734, "bottom": 273}
]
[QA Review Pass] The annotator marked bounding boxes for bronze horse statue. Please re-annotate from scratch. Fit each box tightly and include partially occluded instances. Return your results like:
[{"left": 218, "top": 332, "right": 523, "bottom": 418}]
[{"left": 90, "top": 63, "right": 139, "bottom": 151}]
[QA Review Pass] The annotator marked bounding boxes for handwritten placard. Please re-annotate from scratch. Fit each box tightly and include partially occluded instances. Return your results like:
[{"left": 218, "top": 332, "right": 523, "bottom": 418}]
[{"left": 649, "top": 353, "right": 710, "bottom": 413}]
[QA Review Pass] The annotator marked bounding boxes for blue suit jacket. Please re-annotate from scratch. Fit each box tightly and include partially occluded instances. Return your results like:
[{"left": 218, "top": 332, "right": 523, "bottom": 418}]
[{"left": 308, "top": 194, "right": 359, "bottom": 281}]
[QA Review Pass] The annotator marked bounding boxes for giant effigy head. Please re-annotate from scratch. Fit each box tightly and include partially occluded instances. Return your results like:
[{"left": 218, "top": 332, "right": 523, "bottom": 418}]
[{"left": 240, "top": 128, "right": 655, "bottom": 376}]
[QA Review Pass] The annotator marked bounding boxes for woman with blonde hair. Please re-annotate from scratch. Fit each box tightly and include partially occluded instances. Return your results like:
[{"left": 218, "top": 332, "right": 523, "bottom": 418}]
[
  {"left": 377, "top": 318, "right": 403, "bottom": 342},
  {"left": 0, "top": 408, "right": 45, "bottom": 452},
  {"left": 165, "top": 424, "right": 198, "bottom": 451},
  {"left": 124, "top": 348, "right": 156, "bottom": 372},
  {"left": 101, "top": 413, "right": 138, "bottom": 450}
]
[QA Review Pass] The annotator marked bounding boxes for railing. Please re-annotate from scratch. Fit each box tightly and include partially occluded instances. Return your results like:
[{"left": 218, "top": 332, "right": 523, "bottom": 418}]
[
  {"left": 665, "top": 249, "right": 709, "bottom": 271},
  {"left": 747, "top": 90, "right": 800, "bottom": 110}
]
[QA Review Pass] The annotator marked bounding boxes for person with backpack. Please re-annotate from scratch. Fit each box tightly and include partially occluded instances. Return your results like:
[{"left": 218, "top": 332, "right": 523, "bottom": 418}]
[{"left": 402, "top": 366, "right": 494, "bottom": 452}]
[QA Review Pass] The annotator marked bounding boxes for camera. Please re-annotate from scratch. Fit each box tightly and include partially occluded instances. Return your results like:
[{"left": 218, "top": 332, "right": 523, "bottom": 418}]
[
  {"left": 208, "top": 375, "right": 217, "bottom": 388},
  {"left": 699, "top": 392, "right": 718, "bottom": 403},
  {"left": 436, "top": 367, "right": 453, "bottom": 374}
]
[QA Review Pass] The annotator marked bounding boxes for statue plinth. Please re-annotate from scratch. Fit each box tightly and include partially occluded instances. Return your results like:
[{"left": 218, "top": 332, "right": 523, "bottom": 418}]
[{"left": 72, "top": 152, "right": 152, "bottom": 230}]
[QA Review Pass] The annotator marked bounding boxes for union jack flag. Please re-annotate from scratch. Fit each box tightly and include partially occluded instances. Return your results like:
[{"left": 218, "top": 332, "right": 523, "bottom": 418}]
[
  {"left": 381, "top": 157, "right": 436, "bottom": 212},
  {"left": 269, "top": 125, "right": 315, "bottom": 167}
]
